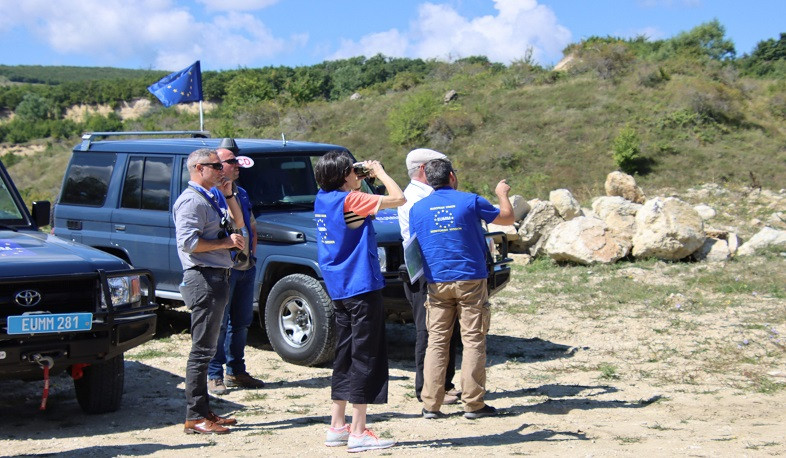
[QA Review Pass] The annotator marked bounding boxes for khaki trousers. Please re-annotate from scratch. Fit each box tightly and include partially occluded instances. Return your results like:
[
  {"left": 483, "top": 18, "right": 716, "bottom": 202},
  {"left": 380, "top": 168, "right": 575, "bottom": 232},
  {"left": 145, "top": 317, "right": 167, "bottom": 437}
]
[{"left": 422, "top": 279, "right": 490, "bottom": 412}]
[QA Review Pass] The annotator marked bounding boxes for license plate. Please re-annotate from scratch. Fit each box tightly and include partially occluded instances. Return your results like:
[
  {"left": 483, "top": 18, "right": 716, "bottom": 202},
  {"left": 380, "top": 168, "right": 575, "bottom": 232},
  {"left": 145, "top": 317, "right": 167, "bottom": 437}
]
[{"left": 6, "top": 313, "right": 93, "bottom": 335}]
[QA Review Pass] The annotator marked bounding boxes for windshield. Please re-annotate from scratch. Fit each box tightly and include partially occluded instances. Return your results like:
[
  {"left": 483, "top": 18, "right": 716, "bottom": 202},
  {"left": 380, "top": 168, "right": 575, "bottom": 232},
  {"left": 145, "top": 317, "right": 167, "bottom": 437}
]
[{"left": 0, "top": 169, "right": 25, "bottom": 224}]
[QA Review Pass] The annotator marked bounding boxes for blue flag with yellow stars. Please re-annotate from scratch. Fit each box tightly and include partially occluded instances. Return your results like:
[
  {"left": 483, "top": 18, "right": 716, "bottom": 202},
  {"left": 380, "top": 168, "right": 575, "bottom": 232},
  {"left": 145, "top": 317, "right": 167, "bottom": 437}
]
[{"left": 147, "top": 61, "right": 202, "bottom": 107}]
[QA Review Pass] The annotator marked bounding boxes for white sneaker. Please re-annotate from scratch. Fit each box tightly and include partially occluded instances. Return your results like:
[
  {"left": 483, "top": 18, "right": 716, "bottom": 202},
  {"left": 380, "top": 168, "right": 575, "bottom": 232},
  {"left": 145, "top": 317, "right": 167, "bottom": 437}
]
[
  {"left": 325, "top": 424, "right": 350, "bottom": 447},
  {"left": 347, "top": 429, "right": 396, "bottom": 453}
]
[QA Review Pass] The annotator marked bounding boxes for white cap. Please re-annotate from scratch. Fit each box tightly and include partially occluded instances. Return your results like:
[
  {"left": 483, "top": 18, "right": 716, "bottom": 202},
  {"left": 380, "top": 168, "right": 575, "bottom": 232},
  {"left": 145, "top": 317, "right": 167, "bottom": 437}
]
[{"left": 405, "top": 148, "right": 447, "bottom": 176}]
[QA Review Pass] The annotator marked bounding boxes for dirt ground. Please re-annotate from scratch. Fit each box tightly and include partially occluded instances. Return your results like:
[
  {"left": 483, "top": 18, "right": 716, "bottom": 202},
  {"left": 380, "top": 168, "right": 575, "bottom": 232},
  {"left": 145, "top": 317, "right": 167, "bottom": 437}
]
[{"left": 1, "top": 279, "right": 784, "bottom": 457}]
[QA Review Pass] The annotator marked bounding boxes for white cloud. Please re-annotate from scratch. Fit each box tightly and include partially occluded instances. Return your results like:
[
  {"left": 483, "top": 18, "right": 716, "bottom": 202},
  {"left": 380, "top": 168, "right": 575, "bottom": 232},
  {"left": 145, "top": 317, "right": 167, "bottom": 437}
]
[
  {"left": 0, "top": 0, "right": 301, "bottom": 69},
  {"left": 329, "top": 0, "right": 572, "bottom": 65},
  {"left": 196, "top": 0, "right": 280, "bottom": 12}
]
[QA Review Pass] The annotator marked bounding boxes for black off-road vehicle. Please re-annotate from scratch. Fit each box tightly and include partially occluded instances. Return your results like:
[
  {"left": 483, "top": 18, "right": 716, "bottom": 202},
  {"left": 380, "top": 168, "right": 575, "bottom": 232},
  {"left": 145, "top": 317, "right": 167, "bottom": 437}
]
[{"left": 0, "top": 158, "right": 157, "bottom": 413}]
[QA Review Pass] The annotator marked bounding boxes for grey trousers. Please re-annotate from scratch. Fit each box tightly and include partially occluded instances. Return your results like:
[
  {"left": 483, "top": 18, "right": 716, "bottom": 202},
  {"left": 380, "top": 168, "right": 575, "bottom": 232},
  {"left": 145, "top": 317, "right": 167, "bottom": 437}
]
[{"left": 181, "top": 267, "right": 230, "bottom": 421}]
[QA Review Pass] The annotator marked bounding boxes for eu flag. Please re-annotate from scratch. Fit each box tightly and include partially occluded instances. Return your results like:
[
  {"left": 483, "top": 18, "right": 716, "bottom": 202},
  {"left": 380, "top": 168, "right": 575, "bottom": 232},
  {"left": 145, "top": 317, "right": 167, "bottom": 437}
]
[{"left": 147, "top": 61, "right": 203, "bottom": 107}]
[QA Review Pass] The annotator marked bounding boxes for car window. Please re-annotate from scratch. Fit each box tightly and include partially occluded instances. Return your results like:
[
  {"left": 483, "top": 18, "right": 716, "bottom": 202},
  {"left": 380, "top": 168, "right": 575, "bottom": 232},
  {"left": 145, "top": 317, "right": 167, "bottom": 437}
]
[
  {"left": 121, "top": 156, "right": 173, "bottom": 211},
  {"left": 60, "top": 153, "right": 116, "bottom": 206},
  {"left": 240, "top": 155, "right": 320, "bottom": 206},
  {"left": 0, "top": 174, "right": 24, "bottom": 222},
  {"left": 180, "top": 157, "right": 190, "bottom": 194}
]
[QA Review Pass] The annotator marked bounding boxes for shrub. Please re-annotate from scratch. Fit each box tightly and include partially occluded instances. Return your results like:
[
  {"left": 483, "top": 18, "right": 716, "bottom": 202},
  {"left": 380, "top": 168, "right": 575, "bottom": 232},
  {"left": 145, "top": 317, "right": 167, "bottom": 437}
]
[
  {"left": 386, "top": 92, "right": 441, "bottom": 146},
  {"left": 611, "top": 126, "right": 642, "bottom": 174},
  {"left": 638, "top": 65, "right": 671, "bottom": 87},
  {"left": 570, "top": 41, "right": 635, "bottom": 81},
  {"left": 15, "top": 93, "right": 56, "bottom": 122},
  {"left": 83, "top": 112, "right": 123, "bottom": 132}
]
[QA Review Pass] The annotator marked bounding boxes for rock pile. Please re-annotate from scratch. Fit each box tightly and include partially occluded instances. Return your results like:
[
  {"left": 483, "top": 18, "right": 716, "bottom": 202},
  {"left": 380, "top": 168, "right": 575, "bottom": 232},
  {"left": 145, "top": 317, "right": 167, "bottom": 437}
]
[{"left": 493, "top": 172, "right": 786, "bottom": 265}]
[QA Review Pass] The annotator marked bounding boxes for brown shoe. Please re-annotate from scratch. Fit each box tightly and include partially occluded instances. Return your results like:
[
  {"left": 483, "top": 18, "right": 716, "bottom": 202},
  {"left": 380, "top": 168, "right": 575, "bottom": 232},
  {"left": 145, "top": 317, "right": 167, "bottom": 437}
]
[
  {"left": 446, "top": 388, "right": 462, "bottom": 398},
  {"left": 208, "top": 411, "right": 237, "bottom": 426},
  {"left": 184, "top": 419, "right": 229, "bottom": 435},
  {"left": 208, "top": 378, "right": 228, "bottom": 395},
  {"left": 225, "top": 372, "right": 265, "bottom": 389}
]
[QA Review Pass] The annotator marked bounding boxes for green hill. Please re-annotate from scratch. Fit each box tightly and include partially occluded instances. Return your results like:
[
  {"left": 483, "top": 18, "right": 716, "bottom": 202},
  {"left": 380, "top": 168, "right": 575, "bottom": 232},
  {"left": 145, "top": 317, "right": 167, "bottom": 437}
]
[{"left": 2, "top": 22, "right": 785, "bottom": 206}]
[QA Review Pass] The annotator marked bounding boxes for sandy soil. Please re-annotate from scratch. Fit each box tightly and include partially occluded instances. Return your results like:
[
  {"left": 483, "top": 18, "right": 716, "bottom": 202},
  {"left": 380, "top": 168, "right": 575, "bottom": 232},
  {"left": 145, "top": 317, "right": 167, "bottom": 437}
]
[{"left": 1, "top": 277, "right": 784, "bottom": 458}]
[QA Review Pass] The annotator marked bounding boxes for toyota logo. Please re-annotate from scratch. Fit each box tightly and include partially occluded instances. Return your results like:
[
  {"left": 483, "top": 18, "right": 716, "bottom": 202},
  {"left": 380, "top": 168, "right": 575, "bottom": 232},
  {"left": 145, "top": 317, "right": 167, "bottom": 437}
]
[{"left": 15, "top": 290, "right": 42, "bottom": 307}]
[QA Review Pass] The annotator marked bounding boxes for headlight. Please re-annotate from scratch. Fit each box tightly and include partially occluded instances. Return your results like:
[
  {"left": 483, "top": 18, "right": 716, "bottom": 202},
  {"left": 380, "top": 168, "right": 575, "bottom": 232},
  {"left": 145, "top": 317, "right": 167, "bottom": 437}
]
[
  {"left": 377, "top": 247, "right": 387, "bottom": 272},
  {"left": 101, "top": 275, "right": 142, "bottom": 309}
]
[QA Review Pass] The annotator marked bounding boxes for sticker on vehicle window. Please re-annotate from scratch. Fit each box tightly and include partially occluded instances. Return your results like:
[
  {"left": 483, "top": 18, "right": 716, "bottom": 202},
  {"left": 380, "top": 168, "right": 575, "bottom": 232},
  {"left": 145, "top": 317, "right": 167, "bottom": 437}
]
[{"left": 237, "top": 156, "right": 255, "bottom": 168}]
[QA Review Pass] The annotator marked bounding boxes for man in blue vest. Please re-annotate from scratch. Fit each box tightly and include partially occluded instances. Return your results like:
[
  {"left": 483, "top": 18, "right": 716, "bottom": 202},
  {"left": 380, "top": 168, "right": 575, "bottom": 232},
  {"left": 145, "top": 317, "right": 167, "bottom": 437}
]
[
  {"left": 314, "top": 151, "right": 404, "bottom": 452},
  {"left": 397, "top": 148, "right": 461, "bottom": 406},
  {"left": 409, "top": 158, "right": 514, "bottom": 419},
  {"left": 207, "top": 148, "right": 264, "bottom": 395}
]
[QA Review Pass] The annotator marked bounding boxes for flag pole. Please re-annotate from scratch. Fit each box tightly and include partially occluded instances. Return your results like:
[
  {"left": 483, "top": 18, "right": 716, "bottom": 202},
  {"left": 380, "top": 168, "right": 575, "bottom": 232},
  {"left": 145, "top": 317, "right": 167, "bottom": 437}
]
[{"left": 199, "top": 100, "right": 204, "bottom": 132}]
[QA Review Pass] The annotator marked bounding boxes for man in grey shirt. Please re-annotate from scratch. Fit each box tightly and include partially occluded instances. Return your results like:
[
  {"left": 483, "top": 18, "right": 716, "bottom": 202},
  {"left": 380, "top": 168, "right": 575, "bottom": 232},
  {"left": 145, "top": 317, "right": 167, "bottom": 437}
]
[{"left": 174, "top": 148, "right": 245, "bottom": 435}]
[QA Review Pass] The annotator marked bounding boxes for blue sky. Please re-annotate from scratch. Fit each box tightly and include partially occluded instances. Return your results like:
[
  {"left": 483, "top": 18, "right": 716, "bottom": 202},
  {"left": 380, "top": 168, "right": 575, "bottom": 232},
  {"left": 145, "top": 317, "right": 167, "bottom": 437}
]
[{"left": 0, "top": 0, "right": 781, "bottom": 71}]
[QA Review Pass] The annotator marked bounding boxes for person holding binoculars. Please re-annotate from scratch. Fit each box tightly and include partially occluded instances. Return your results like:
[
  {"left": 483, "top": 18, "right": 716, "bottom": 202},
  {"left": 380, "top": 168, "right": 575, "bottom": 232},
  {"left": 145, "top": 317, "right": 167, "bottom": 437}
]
[
  {"left": 314, "top": 151, "right": 404, "bottom": 452},
  {"left": 207, "top": 148, "right": 265, "bottom": 396}
]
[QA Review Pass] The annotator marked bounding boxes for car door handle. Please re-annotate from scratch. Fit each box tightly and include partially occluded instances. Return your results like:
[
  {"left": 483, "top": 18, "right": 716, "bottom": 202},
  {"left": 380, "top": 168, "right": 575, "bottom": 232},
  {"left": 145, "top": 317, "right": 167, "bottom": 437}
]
[{"left": 114, "top": 225, "right": 126, "bottom": 231}]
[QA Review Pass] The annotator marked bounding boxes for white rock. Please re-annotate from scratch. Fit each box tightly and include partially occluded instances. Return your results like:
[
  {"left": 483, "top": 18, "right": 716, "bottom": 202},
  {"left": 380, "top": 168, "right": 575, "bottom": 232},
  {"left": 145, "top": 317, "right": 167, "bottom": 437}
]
[
  {"left": 544, "top": 217, "right": 631, "bottom": 264},
  {"left": 632, "top": 197, "right": 705, "bottom": 260},
  {"left": 549, "top": 189, "right": 581, "bottom": 221},
  {"left": 516, "top": 200, "right": 564, "bottom": 256},
  {"left": 693, "top": 204, "right": 716, "bottom": 221},
  {"left": 591, "top": 196, "right": 641, "bottom": 242},
  {"left": 737, "top": 227, "right": 786, "bottom": 256},
  {"left": 605, "top": 171, "right": 645, "bottom": 204},
  {"left": 509, "top": 195, "right": 530, "bottom": 221},
  {"left": 693, "top": 238, "right": 730, "bottom": 262}
]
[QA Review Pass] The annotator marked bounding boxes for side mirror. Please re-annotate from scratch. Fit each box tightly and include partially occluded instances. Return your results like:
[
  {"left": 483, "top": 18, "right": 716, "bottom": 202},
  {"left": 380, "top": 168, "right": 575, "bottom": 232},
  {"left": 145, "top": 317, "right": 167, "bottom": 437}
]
[{"left": 31, "top": 201, "right": 51, "bottom": 228}]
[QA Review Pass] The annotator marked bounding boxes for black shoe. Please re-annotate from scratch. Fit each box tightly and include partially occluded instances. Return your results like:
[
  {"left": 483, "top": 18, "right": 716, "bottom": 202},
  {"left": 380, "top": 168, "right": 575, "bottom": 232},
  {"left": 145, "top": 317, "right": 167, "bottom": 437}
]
[
  {"left": 422, "top": 408, "right": 446, "bottom": 419},
  {"left": 464, "top": 405, "right": 497, "bottom": 419}
]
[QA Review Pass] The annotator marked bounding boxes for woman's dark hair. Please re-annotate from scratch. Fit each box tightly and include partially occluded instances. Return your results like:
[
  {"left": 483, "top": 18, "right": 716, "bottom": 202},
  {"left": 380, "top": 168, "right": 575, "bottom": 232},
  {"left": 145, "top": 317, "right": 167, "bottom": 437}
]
[
  {"left": 424, "top": 158, "right": 454, "bottom": 188},
  {"left": 315, "top": 150, "right": 354, "bottom": 191}
]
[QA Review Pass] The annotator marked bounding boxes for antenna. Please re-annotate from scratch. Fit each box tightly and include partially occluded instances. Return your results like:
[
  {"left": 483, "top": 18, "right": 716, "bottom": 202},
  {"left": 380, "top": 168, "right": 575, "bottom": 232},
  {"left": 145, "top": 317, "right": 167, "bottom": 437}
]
[{"left": 281, "top": 133, "right": 287, "bottom": 146}]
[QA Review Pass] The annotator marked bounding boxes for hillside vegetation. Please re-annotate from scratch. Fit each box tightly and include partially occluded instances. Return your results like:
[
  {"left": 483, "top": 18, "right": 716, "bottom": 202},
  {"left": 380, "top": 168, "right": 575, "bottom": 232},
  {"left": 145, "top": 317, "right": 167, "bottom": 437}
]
[{"left": 1, "top": 21, "right": 784, "bottom": 206}]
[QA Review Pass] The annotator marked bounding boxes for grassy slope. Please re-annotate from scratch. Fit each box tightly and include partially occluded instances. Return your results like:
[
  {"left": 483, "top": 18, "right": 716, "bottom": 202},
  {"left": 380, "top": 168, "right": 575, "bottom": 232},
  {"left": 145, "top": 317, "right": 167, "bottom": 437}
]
[{"left": 5, "top": 61, "right": 786, "bottom": 206}]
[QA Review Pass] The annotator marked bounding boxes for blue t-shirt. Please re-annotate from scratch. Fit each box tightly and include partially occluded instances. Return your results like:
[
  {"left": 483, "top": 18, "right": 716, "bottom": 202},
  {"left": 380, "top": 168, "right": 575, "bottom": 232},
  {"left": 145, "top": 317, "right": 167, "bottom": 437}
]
[
  {"left": 314, "top": 189, "right": 385, "bottom": 300},
  {"left": 409, "top": 187, "right": 499, "bottom": 283}
]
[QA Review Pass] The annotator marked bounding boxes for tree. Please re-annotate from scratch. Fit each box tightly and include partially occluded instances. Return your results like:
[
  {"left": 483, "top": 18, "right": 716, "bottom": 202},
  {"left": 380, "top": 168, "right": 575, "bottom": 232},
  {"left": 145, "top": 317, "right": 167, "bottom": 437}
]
[
  {"left": 662, "top": 20, "right": 736, "bottom": 61},
  {"left": 14, "top": 93, "right": 55, "bottom": 122},
  {"left": 740, "top": 33, "right": 786, "bottom": 77}
]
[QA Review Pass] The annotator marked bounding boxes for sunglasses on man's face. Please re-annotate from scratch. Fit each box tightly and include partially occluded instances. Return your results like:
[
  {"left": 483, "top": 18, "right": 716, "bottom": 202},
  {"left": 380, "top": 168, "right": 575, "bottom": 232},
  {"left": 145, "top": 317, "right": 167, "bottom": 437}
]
[
  {"left": 222, "top": 158, "right": 240, "bottom": 165},
  {"left": 198, "top": 162, "right": 223, "bottom": 170}
]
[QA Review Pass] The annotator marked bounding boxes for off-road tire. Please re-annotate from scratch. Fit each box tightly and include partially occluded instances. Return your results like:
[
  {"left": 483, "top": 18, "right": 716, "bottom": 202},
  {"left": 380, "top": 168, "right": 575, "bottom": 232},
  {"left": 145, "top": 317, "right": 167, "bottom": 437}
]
[
  {"left": 73, "top": 354, "right": 125, "bottom": 414},
  {"left": 265, "top": 274, "right": 335, "bottom": 366}
]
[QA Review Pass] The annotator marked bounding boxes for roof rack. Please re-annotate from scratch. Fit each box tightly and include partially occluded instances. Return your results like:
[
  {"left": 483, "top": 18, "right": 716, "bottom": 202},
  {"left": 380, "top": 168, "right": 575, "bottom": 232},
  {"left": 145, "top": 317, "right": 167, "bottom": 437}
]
[{"left": 79, "top": 130, "right": 211, "bottom": 151}]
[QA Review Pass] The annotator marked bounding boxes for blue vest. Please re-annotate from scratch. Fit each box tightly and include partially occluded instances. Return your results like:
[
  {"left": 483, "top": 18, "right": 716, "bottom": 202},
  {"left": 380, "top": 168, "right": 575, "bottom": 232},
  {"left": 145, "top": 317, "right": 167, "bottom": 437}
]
[
  {"left": 410, "top": 187, "right": 499, "bottom": 283},
  {"left": 314, "top": 189, "right": 384, "bottom": 300}
]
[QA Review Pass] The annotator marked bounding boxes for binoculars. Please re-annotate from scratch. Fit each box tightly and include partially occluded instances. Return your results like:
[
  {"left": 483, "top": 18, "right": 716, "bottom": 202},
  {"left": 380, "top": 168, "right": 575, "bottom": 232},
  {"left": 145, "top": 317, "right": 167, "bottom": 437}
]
[{"left": 353, "top": 162, "right": 371, "bottom": 178}]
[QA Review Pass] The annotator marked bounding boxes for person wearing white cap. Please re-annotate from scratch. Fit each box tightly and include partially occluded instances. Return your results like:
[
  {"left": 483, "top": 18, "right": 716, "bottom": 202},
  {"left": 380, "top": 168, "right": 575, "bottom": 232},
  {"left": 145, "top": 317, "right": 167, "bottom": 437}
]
[{"left": 398, "top": 148, "right": 461, "bottom": 407}]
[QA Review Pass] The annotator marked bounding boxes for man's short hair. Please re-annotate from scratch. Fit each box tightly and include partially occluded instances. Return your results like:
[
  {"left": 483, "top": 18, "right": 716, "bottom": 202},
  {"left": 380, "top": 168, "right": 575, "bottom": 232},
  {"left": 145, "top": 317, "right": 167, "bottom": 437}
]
[
  {"left": 424, "top": 158, "right": 454, "bottom": 188},
  {"left": 315, "top": 150, "right": 354, "bottom": 191},
  {"left": 187, "top": 148, "right": 217, "bottom": 170},
  {"left": 406, "top": 148, "right": 447, "bottom": 178}
]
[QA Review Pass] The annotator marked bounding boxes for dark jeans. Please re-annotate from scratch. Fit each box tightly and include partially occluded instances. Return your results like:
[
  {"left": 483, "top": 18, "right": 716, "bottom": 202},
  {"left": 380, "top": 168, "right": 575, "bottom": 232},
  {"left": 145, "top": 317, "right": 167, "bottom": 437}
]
[
  {"left": 331, "top": 290, "right": 389, "bottom": 404},
  {"left": 404, "top": 275, "right": 459, "bottom": 401},
  {"left": 208, "top": 266, "right": 256, "bottom": 379},
  {"left": 181, "top": 267, "right": 230, "bottom": 421}
]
